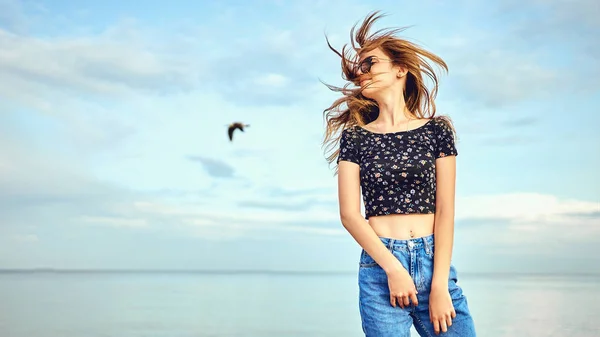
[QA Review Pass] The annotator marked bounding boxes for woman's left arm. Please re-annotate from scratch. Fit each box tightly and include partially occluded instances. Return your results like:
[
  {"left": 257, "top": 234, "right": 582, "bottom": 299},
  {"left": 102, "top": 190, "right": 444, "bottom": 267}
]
[
  {"left": 429, "top": 154, "right": 457, "bottom": 334},
  {"left": 432, "top": 155, "right": 456, "bottom": 287}
]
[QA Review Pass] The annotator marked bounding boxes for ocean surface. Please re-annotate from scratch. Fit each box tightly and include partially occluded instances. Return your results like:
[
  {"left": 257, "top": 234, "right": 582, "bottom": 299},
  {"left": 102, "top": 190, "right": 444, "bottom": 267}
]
[{"left": 0, "top": 270, "right": 598, "bottom": 337}]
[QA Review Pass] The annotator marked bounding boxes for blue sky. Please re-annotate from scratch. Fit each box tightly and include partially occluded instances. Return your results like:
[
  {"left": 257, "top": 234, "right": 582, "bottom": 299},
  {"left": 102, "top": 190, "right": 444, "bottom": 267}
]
[{"left": 0, "top": 0, "right": 598, "bottom": 273}]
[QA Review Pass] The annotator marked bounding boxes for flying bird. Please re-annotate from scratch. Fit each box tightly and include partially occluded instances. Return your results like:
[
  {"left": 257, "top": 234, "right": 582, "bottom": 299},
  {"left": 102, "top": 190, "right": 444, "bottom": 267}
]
[{"left": 226, "top": 122, "right": 250, "bottom": 141}]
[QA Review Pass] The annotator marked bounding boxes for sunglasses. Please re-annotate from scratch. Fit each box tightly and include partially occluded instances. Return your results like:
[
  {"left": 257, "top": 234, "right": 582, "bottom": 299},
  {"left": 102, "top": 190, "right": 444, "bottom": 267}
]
[{"left": 357, "top": 56, "right": 393, "bottom": 74}]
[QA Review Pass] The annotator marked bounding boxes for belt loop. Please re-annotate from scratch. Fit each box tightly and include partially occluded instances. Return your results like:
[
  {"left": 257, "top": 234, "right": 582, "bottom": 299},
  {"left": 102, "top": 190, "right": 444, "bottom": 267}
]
[
  {"left": 423, "top": 237, "right": 431, "bottom": 255},
  {"left": 387, "top": 239, "right": 395, "bottom": 251}
]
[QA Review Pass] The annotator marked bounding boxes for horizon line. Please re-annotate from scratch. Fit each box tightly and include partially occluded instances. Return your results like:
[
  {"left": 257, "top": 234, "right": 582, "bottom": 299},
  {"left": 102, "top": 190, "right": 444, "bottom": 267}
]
[{"left": 0, "top": 268, "right": 599, "bottom": 278}]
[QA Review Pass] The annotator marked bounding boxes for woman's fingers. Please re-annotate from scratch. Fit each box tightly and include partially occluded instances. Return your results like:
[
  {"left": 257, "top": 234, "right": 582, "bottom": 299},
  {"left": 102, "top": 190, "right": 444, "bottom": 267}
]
[
  {"left": 397, "top": 294, "right": 405, "bottom": 308},
  {"left": 395, "top": 293, "right": 417, "bottom": 308},
  {"left": 432, "top": 319, "right": 440, "bottom": 335},
  {"left": 432, "top": 314, "right": 453, "bottom": 335},
  {"left": 389, "top": 294, "right": 397, "bottom": 307},
  {"left": 441, "top": 318, "right": 449, "bottom": 333},
  {"left": 391, "top": 289, "right": 418, "bottom": 308},
  {"left": 402, "top": 294, "right": 411, "bottom": 307},
  {"left": 410, "top": 292, "right": 419, "bottom": 306}
]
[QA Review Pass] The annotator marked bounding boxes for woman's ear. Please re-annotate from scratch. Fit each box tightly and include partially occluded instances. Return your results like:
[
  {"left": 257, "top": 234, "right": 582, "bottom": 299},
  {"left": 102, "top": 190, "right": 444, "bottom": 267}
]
[{"left": 395, "top": 65, "right": 408, "bottom": 78}]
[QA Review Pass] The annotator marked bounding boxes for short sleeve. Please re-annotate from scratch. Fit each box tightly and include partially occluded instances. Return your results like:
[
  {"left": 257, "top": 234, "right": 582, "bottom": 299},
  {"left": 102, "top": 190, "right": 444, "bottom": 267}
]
[
  {"left": 434, "top": 118, "right": 458, "bottom": 158},
  {"left": 337, "top": 128, "right": 360, "bottom": 165}
]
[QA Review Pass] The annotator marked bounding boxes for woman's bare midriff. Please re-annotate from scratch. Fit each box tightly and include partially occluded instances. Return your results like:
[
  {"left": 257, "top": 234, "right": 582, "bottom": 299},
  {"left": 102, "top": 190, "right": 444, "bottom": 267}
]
[{"left": 368, "top": 213, "right": 435, "bottom": 240}]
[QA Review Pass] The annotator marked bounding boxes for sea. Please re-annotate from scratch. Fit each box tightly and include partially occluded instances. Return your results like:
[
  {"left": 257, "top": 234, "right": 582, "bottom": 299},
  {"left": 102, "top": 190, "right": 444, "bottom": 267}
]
[{"left": 0, "top": 270, "right": 598, "bottom": 337}]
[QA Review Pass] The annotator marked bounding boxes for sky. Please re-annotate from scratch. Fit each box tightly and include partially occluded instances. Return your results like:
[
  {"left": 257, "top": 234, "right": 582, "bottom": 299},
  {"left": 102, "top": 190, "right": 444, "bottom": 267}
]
[{"left": 0, "top": 0, "right": 598, "bottom": 274}]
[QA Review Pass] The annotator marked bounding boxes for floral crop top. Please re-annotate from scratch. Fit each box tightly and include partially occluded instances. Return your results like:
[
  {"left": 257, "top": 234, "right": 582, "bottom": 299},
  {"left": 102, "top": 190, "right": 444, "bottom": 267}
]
[{"left": 337, "top": 117, "right": 458, "bottom": 219}]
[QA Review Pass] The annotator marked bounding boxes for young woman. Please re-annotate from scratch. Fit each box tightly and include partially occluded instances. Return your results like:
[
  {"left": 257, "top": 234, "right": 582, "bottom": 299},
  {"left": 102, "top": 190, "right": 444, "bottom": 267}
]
[{"left": 322, "top": 12, "right": 477, "bottom": 336}]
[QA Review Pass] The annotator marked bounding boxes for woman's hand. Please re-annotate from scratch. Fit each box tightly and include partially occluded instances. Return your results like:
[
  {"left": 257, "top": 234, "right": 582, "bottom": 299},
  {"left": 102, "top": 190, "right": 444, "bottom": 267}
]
[
  {"left": 429, "top": 284, "right": 456, "bottom": 334},
  {"left": 386, "top": 267, "right": 419, "bottom": 308}
]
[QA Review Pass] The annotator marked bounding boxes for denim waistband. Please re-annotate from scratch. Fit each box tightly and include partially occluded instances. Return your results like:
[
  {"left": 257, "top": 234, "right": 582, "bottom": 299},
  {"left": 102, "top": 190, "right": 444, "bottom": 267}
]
[{"left": 378, "top": 233, "right": 434, "bottom": 252}]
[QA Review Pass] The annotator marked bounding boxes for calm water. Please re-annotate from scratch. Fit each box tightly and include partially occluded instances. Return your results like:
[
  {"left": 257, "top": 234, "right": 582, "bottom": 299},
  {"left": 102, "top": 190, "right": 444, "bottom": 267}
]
[{"left": 0, "top": 271, "right": 598, "bottom": 337}]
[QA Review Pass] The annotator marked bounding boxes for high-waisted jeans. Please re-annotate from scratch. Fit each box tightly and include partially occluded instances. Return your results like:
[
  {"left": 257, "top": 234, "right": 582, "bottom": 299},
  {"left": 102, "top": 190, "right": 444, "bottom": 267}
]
[{"left": 358, "top": 234, "right": 477, "bottom": 336}]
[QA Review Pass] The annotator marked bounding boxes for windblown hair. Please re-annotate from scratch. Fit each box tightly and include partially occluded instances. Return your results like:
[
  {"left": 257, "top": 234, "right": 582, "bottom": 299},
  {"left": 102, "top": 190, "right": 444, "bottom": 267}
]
[{"left": 322, "top": 11, "right": 454, "bottom": 171}]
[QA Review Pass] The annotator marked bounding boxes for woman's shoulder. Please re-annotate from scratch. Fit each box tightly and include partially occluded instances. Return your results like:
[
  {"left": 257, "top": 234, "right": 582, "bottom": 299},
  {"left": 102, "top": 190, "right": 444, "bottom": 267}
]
[
  {"left": 427, "top": 115, "right": 458, "bottom": 144},
  {"left": 429, "top": 115, "right": 456, "bottom": 132},
  {"left": 341, "top": 124, "right": 364, "bottom": 138},
  {"left": 339, "top": 125, "right": 367, "bottom": 151}
]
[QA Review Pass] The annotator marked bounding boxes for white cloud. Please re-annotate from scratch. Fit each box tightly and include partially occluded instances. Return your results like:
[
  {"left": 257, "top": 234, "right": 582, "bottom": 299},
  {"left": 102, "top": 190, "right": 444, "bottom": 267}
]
[
  {"left": 453, "top": 50, "right": 559, "bottom": 106},
  {"left": 11, "top": 234, "right": 39, "bottom": 243},
  {"left": 80, "top": 216, "right": 148, "bottom": 228},
  {"left": 254, "top": 73, "right": 289, "bottom": 87},
  {"left": 0, "top": 24, "right": 201, "bottom": 99},
  {"left": 183, "top": 219, "right": 344, "bottom": 241},
  {"left": 428, "top": 0, "right": 600, "bottom": 107},
  {"left": 457, "top": 193, "right": 599, "bottom": 222},
  {"left": 455, "top": 193, "right": 599, "bottom": 250},
  {"left": 62, "top": 188, "right": 600, "bottom": 246}
]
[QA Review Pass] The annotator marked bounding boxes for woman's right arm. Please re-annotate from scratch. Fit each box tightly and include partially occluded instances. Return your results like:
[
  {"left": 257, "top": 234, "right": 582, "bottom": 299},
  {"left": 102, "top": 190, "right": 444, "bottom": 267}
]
[
  {"left": 338, "top": 160, "right": 419, "bottom": 308},
  {"left": 337, "top": 160, "right": 404, "bottom": 273}
]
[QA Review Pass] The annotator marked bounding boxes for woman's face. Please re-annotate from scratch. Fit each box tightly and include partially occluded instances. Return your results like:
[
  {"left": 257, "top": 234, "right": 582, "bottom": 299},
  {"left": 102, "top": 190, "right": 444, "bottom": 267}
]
[{"left": 356, "top": 48, "right": 404, "bottom": 99}]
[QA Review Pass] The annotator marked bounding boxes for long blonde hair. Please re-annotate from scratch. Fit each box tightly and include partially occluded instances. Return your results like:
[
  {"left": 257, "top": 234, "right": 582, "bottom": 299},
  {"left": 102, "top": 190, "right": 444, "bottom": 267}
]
[{"left": 322, "top": 11, "right": 452, "bottom": 169}]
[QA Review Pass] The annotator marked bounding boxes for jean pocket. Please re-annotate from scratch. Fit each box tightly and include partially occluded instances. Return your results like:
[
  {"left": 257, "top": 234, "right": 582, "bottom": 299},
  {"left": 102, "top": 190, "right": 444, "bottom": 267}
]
[{"left": 359, "top": 249, "right": 379, "bottom": 268}]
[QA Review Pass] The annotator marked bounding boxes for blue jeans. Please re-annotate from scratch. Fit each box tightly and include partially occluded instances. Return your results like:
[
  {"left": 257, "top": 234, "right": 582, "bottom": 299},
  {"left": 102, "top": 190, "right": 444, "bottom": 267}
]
[{"left": 358, "top": 234, "right": 476, "bottom": 336}]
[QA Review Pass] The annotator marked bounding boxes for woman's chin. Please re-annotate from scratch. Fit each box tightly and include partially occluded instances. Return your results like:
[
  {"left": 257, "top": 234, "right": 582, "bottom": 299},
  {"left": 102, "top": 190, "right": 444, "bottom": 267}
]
[{"left": 360, "top": 86, "right": 378, "bottom": 98}]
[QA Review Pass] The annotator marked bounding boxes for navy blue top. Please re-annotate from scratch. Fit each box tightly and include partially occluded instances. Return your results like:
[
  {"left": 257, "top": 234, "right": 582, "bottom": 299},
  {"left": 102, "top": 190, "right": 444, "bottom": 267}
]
[{"left": 337, "top": 117, "right": 458, "bottom": 219}]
